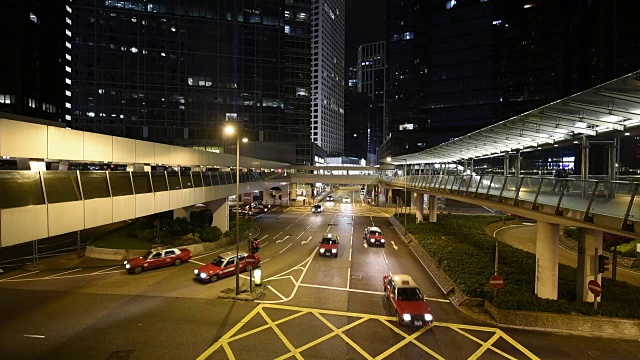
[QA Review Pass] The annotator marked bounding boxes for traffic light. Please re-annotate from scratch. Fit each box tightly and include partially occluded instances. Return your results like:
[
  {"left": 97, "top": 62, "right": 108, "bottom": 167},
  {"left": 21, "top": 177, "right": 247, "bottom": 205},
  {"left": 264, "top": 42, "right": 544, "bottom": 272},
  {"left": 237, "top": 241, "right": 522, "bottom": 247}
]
[
  {"left": 598, "top": 254, "right": 610, "bottom": 273},
  {"left": 250, "top": 239, "right": 260, "bottom": 254}
]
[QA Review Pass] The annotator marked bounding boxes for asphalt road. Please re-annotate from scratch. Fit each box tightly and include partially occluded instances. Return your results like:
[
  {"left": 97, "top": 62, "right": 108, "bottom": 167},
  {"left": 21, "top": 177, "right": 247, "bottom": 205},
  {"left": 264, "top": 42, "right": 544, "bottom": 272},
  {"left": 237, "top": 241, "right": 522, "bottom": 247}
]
[
  {"left": 495, "top": 225, "right": 640, "bottom": 287},
  {"left": 0, "top": 190, "right": 639, "bottom": 359}
]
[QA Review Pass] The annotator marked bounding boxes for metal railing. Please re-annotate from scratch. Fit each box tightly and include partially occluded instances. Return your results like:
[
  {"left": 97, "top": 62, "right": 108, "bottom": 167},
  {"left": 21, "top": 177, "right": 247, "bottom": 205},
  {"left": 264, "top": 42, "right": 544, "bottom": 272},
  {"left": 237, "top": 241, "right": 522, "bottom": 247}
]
[{"left": 383, "top": 174, "right": 639, "bottom": 232}]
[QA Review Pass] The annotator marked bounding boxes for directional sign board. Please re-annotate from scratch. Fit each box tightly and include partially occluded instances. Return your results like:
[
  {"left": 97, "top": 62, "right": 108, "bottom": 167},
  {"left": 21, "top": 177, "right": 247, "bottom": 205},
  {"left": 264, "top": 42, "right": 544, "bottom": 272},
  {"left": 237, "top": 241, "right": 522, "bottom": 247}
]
[
  {"left": 588, "top": 280, "right": 602, "bottom": 297},
  {"left": 245, "top": 254, "right": 257, "bottom": 266},
  {"left": 489, "top": 275, "right": 504, "bottom": 289}
]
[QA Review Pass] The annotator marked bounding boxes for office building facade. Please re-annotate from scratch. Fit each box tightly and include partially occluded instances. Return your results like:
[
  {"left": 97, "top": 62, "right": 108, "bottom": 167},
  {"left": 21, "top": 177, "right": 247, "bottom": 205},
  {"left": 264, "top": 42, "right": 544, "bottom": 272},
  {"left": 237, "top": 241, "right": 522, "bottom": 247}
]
[
  {"left": 0, "top": 0, "right": 71, "bottom": 123},
  {"left": 71, "top": 0, "right": 312, "bottom": 164},
  {"left": 311, "top": 0, "right": 345, "bottom": 154},
  {"left": 357, "top": 41, "right": 385, "bottom": 163}
]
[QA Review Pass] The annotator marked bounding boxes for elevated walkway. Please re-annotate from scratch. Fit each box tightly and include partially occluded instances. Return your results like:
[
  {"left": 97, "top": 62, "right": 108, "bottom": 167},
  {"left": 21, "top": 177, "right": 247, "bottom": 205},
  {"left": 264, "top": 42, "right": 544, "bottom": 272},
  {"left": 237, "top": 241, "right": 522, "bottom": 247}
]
[{"left": 382, "top": 175, "right": 639, "bottom": 238}]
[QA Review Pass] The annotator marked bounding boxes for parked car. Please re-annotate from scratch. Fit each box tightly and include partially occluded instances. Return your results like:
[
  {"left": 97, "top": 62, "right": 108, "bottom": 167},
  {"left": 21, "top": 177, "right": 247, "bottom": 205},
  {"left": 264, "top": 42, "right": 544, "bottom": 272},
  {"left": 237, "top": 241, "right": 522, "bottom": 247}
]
[
  {"left": 125, "top": 247, "right": 192, "bottom": 274},
  {"left": 383, "top": 274, "right": 433, "bottom": 327},
  {"left": 311, "top": 204, "right": 324, "bottom": 213},
  {"left": 231, "top": 207, "right": 252, "bottom": 216},
  {"left": 364, "top": 226, "right": 385, "bottom": 247},
  {"left": 318, "top": 234, "right": 339, "bottom": 257},
  {"left": 342, "top": 196, "right": 351, "bottom": 203},
  {"left": 194, "top": 251, "right": 260, "bottom": 283}
]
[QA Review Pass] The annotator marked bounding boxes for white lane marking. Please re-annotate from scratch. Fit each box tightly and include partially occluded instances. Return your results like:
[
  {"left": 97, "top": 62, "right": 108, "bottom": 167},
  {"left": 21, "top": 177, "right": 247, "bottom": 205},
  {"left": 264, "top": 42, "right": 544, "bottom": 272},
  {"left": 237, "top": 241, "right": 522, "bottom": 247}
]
[
  {"left": 391, "top": 241, "right": 398, "bottom": 250},
  {"left": 274, "top": 232, "right": 282, "bottom": 239},
  {"left": 268, "top": 285, "right": 287, "bottom": 300},
  {"left": 261, "top": 242, "right": 269, "bottom": 247},
  {"left": 24, "top": 335, "right": 45, "bottom": 339},
  {"left": 191, "top": 260, "right": 205, "bottom": 266},
  {"left": 350, "top": 235, "right": 353, "bottom": 246},
  {"left": 301, "top": 236, "right": 312, "bottom": 245},
  {"left": 259, "top": 235, "right": 269, "bottom": 241},
  {"left": 279, "top": 244, "right": 292, "bottom": 253},
  {"left": 347, "top": 268, "right": 351, "bottom": 289},
  {"left": 257, "top": 249, "right": 317, "bottom": 304},
  {"left": 193, "top": 244, "right": 238, "bottom": 259},
  {"left": 326, "top": 226, "right": 331, "bottom": 233},
  {"left": 285, "top": 224, "right": 293, "bottom": 230},
  {"left": 92, "top": 266, "right": 120, "bottom": 274},
  {"left": 298, "top": 283, "right": 383, "bottom": 295},
  {"left": 0, "top": 271, "right": 39, "bottom": 281},
  {"left": 261, "top": 259, "right": 270, "bottom": 264},
  {"left": 305, "top": 223, "right": 313, "bottom": 230},
  {"left": 44, "top": 268, "right": 82, "bottom": 278},
  {"left": 426, "top": 297, "right": 451, "bottom": 303},
  {"left": 276, "top": 235, "right": 290, "bottom": 244},
  {"left": 349, "top": 248, "right": 352, "bottom": 262},
  {"left": 296, "top": 232, "right": 305, "bottom": 239},
  {"left": 382, "top": 251, "right": 388, "bottom": 264},
  {"left": 363, "top": 242, "right": 368, "bottom": 249}
]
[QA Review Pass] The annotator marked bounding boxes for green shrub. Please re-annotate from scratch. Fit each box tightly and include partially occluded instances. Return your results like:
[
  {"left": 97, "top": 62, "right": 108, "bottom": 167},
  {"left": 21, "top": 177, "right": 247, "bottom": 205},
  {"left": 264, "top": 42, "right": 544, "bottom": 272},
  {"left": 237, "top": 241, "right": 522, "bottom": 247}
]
[
  {"left": 172, "top": 233, "right": 201, "bottom": 246},
  {"left": 401, "top": 214, "right": 640, "bottom": 319},
  {"left": 200, "top": 226, "right": 223, "bottom": 243},
  {"left": 563, "top": 226, "right": 578, "bottom": 241},
  {"left": 167, "top": 217, "right": 191, "bottom": 236}
]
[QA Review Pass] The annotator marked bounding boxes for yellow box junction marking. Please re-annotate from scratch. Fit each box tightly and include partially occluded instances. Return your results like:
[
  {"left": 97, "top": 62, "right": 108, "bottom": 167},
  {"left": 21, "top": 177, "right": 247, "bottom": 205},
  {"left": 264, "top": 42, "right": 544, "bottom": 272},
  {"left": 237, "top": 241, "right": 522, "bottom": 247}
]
[{"left": 196, "top": 303, "right": 539, "bottom": 360}]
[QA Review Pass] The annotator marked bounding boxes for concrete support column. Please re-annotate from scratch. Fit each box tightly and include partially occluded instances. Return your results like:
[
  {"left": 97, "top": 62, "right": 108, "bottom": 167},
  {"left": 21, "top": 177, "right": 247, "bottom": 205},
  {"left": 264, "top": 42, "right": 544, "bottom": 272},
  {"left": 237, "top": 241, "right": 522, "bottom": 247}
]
[
  {"left": 469, "top": 159, "right": 474, "bottom": 175},
  {"left": 576, "top": 228, "right": 603, "bottom": 302},
  {"left": 415, "top": 193, "right": 424, "bottom": 223},
  {"left": 291, "top": 183, "right": 298, "bottom": 201},
  {"left": 608, "top": 138, "right": 617, "bottom": 181},
  {"left": 387, "top": 187, "right": 393, "bottom": 208},
  {"left": 428, "top": 195, "right": 437, "bottom": 223},
  {"left": 515, "top": 151, "right": 521, "bottom": 178},
  {"left": 535, "top": 221, "right": 559, "bottom": 299},
  {"left": 206, "top": 198, "right": 229, "bottom": 232},
  {"left": 503, "top": 152, "right": 509, "bottom": 176},
  {"left": 581, "top": 136, "right": 589, "bottom": 180},
  {"left": 173, "top": 207, "right": 188, "bottom": 219}
]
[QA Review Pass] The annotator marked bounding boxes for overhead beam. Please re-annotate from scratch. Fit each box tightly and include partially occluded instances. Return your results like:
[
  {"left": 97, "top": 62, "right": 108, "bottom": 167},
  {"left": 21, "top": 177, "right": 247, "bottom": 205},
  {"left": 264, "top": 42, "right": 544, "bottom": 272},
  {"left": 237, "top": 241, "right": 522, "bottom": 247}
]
[
  {"left": 527, "top": 114, "right": 598, "bottom": 135},
  {"left": 596, "top": 90, "right": 640, "bottom": 105}
]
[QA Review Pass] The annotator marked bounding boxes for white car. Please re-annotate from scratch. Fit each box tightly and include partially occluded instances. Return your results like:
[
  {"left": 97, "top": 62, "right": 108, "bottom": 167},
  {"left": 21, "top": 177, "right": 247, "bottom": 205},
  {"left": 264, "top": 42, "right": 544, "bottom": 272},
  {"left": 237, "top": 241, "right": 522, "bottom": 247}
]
[{"left": 343, "top": 196, "right": 351, "bottom": 203}]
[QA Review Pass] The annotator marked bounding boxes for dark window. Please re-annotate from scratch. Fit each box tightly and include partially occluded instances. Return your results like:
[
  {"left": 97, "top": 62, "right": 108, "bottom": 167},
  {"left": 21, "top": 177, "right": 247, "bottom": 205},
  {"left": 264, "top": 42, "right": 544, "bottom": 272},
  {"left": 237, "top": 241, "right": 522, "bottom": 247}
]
[
  {"left": 167, "top": 172, "right": 182, "bottom": 190},
  {"left": 192, "top": 171, "right": 203, "bottom": 187},
  {"left": 151, "top": 172, "right": 168, "bottom": 192},
  {"left": 0, "top": 171, "right": 45, "bottom": 209},
  {"left": 132, "top": 172, "right": 153, "bottom": 194},
  {"left": 180, "top": 172, "right": 194, "bottom": 188},
  {"left": 43, "top": 172, "right": 82, "bottom": 203},
  {"left": 108, "top": 172, "right": 134, "bottom": 197},
  {"left": 79, "top": 172, "right": 111, "bottom": 199}
]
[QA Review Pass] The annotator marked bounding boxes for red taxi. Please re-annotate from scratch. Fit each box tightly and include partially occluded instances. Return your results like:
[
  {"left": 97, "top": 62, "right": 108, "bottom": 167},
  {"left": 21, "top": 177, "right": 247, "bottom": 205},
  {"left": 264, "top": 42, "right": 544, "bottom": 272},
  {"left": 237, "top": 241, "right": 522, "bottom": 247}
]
[
  {"left": 124, "top": 247, "right": 192, "bottom": 274},
  {"left": 194, "top": 251, "right": 260, "bottom": 283},
  {"left": 383, "top": 274, "right": 433, "bottom": 327},
  {"left": 364, "top": 226, "right": 385, "bottom": 247},
  {"left": 318, "top": 234, "right": 339, "bottom": 257}
]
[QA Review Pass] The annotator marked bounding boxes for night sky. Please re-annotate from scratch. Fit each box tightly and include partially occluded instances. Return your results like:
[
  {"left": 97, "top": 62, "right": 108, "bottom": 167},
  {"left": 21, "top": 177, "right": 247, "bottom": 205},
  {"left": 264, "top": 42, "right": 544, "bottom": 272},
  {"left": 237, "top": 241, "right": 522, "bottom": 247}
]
[{"left": 345, "top": 0, "right": 386, "bottom": 79}]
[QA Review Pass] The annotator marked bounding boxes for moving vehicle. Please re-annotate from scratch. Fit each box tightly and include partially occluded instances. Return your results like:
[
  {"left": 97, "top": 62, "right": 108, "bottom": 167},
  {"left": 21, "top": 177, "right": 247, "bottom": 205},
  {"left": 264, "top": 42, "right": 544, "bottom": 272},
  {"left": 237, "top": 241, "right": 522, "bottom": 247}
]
[
  {"left": 318, "top": 234, "right": 339, "bottom": 258},
  {"left": 311, "top": 204, "right": 324, "bottom": 213},
  {"left": 194, "top": 251, "right": 260, "bottom": 283},
  {"left": 326, "top": 195, "right": 334, "bottom": 201},
  {"left": 342, "top": 196, "right": 351, "bottom": 203},
  {"left": 125, "top": 247, "right": 192, "bottom": 274},
  {"left": 364, "top": 226, "right": 385, "bottom": 247},
  {"left": 231, "top": 207, "right": 252, "bottom": 216},
  {"left": 383, "top": 274, "right": 433, "bottom": 327}
]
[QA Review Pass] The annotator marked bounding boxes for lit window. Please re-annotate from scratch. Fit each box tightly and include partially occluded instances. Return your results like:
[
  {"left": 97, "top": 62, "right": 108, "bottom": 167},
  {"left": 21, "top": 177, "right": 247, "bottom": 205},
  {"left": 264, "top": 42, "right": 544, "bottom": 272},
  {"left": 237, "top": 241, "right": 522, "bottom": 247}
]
[
  {"left": 492, "top": 20, "right": 502, "bottom": 25},
  {"left": 65, "top": 115, "right": 71, "bottom": 121},
  {"left": 285, "top": 25, "right": 290, "bottom": 34},
  {"left": 524, "top": 3, "right": 535, "bottom": 8},
  {"left": 65, "top": 78, "right": 71, "bottom": 85},
  {"left": 65, "top": 102, "right": 71, "bottom": 109},
  {"left": 65, "top": 66, "right": 71, "bottom": 73},
  {"left": 30, "top": 12, "right": 39, "bottom": 24},
  {"left": 446, "top": 0, "right": 457, "bottom": 9},
  {"left": 66, "top": 54, "right": 71, "bottom": 61},
  {"left": 130, "top": 47, "right": 138, "bottom": 53},
  {"left": 66, "top": 5, "right": 72, "bottom": 13},
  {"left": 65, "top": 90, "right": 71, "bottom": 97},
  {"left": 66, "top": 29, "right": 71, "bottom": 36},
  {"left": 66, "top": 42, "right": 71, "bottom": 49},
  {"left": 66, "top": 17, "right": 71, "bottom": 25}
]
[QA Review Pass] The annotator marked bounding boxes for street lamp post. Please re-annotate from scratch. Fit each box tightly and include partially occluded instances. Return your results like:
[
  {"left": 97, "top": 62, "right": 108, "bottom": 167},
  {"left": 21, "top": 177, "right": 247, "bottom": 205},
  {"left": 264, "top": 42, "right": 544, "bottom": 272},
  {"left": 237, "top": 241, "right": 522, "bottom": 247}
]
[
  {"left": 225, "top": 125, "right": 247, "bottom": 296},
  {"left": 404, "top": 159, "right": 407, "bottom": 235}
]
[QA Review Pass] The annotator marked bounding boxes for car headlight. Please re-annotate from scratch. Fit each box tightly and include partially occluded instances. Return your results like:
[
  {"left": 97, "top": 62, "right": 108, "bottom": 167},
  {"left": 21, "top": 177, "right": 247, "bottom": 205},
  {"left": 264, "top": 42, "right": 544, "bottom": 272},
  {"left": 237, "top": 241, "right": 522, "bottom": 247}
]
[
  {"left": 403, "top": 314, "right": 411, "bottom": 321},
  {"left": 424, "top": 314, "right": 433, "bottom": 322},
  {"left": 381, "top": 239, "right": 385, "bottom": 243},
  {"left": 123, "top": 261, "right": 128, "bottom": 265},
  {"left": 370, "top": 239, "right": 374, "bottom": 243},
  {"left": 194, "top": 269, "right": 199, "bottom": 275},
  {"left": 125, "top": 264, "right": 130, "bottom": 269},
  {"left": 199, "top": 272, "right": 207, "bottom": 279},
  {"left": 320, "top": 248, "right": 325, "bottom": 253},
  {"left": 331, "top": 249, "right": 337, "bottom": 253}
]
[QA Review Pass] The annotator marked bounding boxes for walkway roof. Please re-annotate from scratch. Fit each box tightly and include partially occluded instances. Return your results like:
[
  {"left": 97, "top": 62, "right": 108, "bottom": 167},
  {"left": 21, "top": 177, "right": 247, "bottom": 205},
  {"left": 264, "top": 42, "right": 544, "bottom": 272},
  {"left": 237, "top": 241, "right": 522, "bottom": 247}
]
[{"left": 389, "top": 71, "right": 640, "bottom": 165}]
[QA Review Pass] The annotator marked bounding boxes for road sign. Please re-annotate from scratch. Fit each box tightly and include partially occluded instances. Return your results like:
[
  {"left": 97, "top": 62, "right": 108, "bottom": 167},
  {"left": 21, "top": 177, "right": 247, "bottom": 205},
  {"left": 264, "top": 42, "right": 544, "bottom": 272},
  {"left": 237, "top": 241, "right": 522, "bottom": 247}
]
[
  {"left": 489, "top": 275, "right": 504, "bottom": 289},
  {"left": 245, "top": 254, "right": 257, "bottom": 266},
  {"left": 588, "top": 280, "right": 602, "bottom": 297}
]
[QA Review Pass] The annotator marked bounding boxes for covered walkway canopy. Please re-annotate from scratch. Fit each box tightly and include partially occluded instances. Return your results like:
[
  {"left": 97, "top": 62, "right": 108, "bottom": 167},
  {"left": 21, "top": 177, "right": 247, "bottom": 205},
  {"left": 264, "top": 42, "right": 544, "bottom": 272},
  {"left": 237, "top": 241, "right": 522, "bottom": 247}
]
[{"left": 388, "top": 71, "right": 640, "bottom": 165}]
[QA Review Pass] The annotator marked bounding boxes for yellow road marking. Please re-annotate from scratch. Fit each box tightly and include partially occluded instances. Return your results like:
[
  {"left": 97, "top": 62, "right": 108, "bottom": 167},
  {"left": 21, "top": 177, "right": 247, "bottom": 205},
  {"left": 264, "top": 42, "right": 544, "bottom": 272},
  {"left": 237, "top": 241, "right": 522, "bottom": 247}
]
[
  {"left": 260, "top": 308, "right": 304, "bottom": 359},
  {"left": 228, "top": 311, "right": 309, "bottom": 342},
  {"left": 265, "top": 303, "right": 396, "bottom": 321},
  {"left": 497, "top": 329, "right": 541, "bottom": 360},
  {"left": 377, "top": 319, "right": 444, "bottom": 360},
  {"left": 312, "top": 311, "right": 374, "bottom": 360},
  {"left": 222, "top": 343, "right": 235, "bottom": 360},
  {"left": 196, "top": 304, "right": 263, "bottom": 360},
  {"left": 468, "top": 332, "right": 502, "bottom": 360},
  {"left": 449, "top": 326, "right": 516, "bottom": 360}
]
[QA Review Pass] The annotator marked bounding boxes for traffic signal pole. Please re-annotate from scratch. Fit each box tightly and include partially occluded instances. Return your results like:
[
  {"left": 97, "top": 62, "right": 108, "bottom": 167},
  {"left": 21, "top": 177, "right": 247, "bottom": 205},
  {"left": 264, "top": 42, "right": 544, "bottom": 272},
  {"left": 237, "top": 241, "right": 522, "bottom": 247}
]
[{"left": 594, "top": 248, "right": 600, "bottom": 310}]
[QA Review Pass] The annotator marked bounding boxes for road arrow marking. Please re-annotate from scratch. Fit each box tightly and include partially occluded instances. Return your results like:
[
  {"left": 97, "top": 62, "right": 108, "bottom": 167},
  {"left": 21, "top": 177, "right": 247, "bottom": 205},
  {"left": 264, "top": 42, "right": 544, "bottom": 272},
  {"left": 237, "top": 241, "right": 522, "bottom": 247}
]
[
  {"left": 391, "top": 241, "right": 398, "bottom": 250},
  {"left": 276, "top": 235, "right": 290, "bottom": 244},
  {"left": 301, "top": 236, "right": 312, "bottom": 245}
]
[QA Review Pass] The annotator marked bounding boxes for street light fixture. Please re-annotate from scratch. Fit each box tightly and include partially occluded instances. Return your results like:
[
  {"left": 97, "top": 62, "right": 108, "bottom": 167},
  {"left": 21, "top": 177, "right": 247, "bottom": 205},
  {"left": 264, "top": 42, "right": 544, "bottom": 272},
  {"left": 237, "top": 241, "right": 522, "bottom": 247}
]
[{"left": 224, "top": 124, "right": 248, "bottom": 296}]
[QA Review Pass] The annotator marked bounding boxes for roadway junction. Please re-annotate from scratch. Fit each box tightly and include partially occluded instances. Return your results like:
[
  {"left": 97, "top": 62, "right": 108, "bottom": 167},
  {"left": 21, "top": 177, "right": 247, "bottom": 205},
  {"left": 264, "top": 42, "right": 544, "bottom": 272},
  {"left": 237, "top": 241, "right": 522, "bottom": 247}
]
[{"left": 0, "top": 188, "right": 638, "bottom": 359}]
